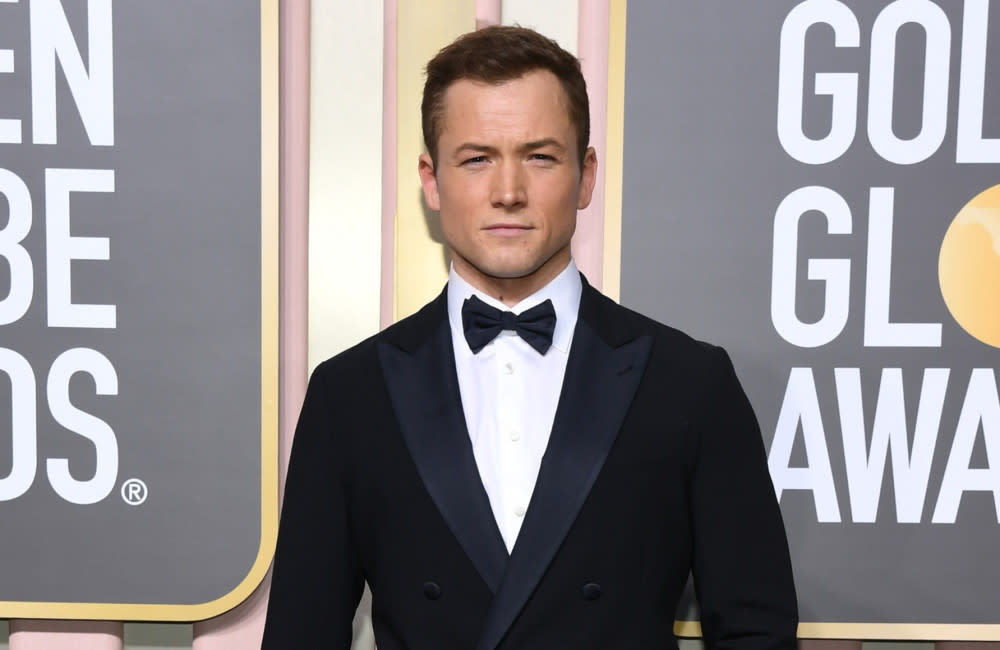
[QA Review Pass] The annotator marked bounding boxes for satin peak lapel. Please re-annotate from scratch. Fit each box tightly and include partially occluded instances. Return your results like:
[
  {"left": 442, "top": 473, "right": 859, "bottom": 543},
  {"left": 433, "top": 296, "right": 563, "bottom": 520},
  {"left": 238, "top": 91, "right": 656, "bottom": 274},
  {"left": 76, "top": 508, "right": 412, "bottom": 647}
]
[
  {"left": 475, "top": 318, "right": 653, "bottom": 650},
  {"left": 377, "top": 319, "right": 508, "bottom": 594}
]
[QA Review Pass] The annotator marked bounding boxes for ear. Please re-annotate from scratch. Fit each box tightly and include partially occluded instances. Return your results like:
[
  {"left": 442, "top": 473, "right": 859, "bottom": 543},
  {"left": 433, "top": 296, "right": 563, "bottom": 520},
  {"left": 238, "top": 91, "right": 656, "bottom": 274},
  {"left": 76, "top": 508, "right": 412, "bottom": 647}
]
[
  {"left": 576, "top": 146, "right": 598, "bottom": 210},
  {"left": 418, "top": 153, "right": 440, "bottom": 211}
]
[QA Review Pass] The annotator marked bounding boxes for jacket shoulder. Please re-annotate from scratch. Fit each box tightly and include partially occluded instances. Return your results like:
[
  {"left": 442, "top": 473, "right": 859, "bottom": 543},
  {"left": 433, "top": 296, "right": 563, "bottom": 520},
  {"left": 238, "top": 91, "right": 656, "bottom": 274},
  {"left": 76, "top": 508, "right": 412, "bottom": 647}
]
[
  {"left": 582, "top": 285, "right": 727, "bottom": 370},
  {"left": 309, "top": 292, "right": 445, "bottom": 382}
]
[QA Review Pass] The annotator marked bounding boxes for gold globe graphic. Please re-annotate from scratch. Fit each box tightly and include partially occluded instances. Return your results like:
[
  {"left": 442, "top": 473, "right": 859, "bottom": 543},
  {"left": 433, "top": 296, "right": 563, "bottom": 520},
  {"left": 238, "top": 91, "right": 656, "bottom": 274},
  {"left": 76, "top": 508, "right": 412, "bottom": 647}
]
[{"left": 939, "top": 184, "right": 1000, "bottom": 348}]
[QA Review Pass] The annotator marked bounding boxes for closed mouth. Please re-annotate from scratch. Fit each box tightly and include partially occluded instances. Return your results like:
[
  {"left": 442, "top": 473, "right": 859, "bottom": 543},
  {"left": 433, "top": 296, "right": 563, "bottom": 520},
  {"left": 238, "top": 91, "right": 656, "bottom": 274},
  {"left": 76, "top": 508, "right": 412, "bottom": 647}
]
[{"left": 484, "top": 223, "right": 532, "bottom": 231}]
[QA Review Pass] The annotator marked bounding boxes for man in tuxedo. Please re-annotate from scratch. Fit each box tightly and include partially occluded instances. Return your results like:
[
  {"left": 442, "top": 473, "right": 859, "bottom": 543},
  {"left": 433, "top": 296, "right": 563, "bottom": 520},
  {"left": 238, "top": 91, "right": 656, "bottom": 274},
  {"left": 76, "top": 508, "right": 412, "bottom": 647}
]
[{"left": 263, "top": 25, "right": 797, "bottom": 650}]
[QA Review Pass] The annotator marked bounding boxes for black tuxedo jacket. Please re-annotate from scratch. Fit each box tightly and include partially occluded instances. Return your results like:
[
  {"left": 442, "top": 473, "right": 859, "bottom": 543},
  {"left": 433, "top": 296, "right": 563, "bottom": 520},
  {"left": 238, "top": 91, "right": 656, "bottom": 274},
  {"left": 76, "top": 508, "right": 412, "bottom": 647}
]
[{"left": 262, "top": 280, "right": 797, "bottom": 649}]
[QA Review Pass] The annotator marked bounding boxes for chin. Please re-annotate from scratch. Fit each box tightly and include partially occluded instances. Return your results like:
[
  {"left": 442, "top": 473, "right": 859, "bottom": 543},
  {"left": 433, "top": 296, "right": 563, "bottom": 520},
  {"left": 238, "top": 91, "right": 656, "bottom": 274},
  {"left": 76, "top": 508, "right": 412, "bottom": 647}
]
[
  {"left": 482, "top": 266, "right": 537, "bottom": 281},
  {"left": 462, "top": 256, "right": 532, "bottom": 279},
  {"left": 455, "top": 247, "right": 563, "bottom": 284}
]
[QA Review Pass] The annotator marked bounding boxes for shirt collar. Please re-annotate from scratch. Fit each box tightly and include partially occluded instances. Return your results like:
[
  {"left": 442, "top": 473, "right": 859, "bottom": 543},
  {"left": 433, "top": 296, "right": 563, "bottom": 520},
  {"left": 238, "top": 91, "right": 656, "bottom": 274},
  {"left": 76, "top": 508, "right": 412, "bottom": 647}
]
[{"left": 447, "top": 260, "right": 582, "bottom": 355}]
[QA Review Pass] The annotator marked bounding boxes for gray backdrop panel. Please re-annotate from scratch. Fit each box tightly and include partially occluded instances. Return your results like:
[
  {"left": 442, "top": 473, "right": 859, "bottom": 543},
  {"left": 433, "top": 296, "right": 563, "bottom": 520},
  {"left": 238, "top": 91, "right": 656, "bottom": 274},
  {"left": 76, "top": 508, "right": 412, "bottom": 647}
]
[
  {"left": 0, "top": 1, "right": 265, "bottom": 608},
  {"left": 620, "top": 0, "right": 1000, "bottom": 626}
]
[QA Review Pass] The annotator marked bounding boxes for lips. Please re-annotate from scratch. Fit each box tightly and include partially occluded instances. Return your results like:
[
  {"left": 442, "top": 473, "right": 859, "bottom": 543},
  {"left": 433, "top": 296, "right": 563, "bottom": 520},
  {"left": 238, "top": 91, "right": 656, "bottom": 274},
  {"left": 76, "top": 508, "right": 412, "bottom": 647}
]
[
  {"left": 483, "top": 224, "right": 533, "bottom": 237},
  {"left": 484, "top": 223, "right": 532, "bottom": 232}
]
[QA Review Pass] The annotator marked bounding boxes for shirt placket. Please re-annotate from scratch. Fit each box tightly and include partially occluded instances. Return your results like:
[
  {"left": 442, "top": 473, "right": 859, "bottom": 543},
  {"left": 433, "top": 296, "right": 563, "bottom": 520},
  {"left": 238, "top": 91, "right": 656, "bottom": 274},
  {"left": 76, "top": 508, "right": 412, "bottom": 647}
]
[{"left": 494, "top": 333, "right": 530, "bottom": 547}]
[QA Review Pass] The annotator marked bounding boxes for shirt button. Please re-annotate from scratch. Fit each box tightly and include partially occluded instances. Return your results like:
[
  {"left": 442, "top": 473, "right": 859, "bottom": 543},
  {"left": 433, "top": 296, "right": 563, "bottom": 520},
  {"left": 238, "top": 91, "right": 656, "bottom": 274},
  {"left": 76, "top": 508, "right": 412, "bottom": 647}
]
[
  {"left": 515, "top": 506, "right": 526, "bottom": 517},
  {"left": 503, "top": 362, "right": 514, "bottom": 375},
  {"left": 509, "top": 430, "right": 520, "bottom": 441}
]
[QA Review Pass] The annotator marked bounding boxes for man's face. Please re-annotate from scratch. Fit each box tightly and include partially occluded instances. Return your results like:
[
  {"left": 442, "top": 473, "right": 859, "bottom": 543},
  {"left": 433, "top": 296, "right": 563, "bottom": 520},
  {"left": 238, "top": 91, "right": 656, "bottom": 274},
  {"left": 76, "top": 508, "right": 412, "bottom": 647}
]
[{"left": 418, "top": 69, "right": 597, "bottom": 297}]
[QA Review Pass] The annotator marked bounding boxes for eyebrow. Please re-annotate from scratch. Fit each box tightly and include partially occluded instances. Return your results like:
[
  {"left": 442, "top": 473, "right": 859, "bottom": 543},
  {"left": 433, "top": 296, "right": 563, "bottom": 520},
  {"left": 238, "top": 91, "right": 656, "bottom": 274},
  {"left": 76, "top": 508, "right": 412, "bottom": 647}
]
[
  {"left": 452, "top": 139, "right": 567, "bottom": 155},
  {"left": 454, "top": 143, "right": 494, "bottom": 154},
  {"left": 521, "top": 138, "right": 564, "bottom": 152}
]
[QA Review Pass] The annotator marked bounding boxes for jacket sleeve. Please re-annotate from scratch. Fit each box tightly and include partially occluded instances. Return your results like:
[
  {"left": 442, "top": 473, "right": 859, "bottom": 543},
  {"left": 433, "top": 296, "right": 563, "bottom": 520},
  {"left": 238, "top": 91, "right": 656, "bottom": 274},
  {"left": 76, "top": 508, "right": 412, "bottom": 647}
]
[
  {"left": 261, "top": 363, "right": 364, "bottom": 649},
  {"left": 689, "top": 346, "right": 798, "bottom": 650}
]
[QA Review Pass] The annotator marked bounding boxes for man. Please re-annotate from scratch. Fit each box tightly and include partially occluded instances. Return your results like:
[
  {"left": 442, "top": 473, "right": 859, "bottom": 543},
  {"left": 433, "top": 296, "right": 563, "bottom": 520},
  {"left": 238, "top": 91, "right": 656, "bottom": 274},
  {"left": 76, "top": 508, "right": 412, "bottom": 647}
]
[{"left": 263, "top": 26, "right": 797, "bottom": 650}]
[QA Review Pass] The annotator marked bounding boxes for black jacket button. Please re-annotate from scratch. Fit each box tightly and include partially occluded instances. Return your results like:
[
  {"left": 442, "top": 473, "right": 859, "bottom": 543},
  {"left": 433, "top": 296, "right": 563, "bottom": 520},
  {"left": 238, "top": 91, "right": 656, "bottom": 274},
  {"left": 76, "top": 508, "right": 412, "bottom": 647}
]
[
  {"left": 581, "top": 582, "right": 602, "bottom": 600},
  {"left": 423, "top": 581, "right": 441, "bottom": 600}
]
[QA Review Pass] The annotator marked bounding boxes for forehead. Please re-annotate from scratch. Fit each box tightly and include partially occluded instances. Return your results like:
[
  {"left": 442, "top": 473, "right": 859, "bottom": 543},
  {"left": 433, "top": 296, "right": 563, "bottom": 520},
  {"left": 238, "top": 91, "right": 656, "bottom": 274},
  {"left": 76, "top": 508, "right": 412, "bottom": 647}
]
[{"left": 437, "top": 70, "right": 573, "bottom": 142}]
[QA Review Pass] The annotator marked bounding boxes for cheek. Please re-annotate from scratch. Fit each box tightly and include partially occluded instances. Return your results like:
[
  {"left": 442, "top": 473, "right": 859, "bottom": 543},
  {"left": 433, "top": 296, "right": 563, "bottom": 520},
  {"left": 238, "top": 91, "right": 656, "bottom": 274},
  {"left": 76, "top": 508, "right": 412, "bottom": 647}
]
[
  {"left": 439, "top": 212, "right": 477, "bottom": 247},
  {"left": 542, "top": 183, "right": 582, "bottom": 219},
  {"left": 437, "top": 181, "right": 484, "bottom": 216},
  {"left": 547, "top": 193, "right": 579, "bottom": 232}
]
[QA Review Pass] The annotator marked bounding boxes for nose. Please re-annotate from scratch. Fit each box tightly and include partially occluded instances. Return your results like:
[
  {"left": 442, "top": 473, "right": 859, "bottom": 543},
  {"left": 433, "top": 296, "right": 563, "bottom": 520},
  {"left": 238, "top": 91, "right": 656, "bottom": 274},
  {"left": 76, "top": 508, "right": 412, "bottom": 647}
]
[{"left": 489, "top": 159, "right": 527, "bottom": 209}]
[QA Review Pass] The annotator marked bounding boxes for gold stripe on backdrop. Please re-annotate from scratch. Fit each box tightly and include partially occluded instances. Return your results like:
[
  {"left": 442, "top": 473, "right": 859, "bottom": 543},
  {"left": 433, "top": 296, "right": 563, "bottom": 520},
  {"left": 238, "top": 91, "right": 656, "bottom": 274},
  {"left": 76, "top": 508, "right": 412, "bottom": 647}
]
[
  {"left": 601, "top": 0, "right": 626, "bottom": 302},
  {"left": 394, "top": 0, "right": 476, "bottom": 321},
  {"left": 675, "top": 619, "right": 1000, "bottom": 640},
  {"left": 799, "top": 624, "right": 1000, "bottom": 642},
  {"left": 254, "top": 0, "right": 280, "bottom": 620}
]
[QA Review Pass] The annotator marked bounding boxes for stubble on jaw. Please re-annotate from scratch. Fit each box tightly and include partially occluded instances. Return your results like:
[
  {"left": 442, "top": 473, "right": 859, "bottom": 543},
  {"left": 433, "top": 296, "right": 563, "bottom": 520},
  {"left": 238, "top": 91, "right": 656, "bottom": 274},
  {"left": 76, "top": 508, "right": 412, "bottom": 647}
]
[{"left": 449, "top": 241, "right": 573, "bottom": 307}]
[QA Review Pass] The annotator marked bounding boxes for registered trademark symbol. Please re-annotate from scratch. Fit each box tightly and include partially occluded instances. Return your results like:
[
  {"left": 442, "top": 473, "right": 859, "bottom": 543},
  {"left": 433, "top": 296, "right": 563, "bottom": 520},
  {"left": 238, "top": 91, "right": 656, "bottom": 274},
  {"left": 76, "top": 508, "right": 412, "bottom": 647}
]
[{"left": 121, "top": 478, "right": 148, "bottom": 505}]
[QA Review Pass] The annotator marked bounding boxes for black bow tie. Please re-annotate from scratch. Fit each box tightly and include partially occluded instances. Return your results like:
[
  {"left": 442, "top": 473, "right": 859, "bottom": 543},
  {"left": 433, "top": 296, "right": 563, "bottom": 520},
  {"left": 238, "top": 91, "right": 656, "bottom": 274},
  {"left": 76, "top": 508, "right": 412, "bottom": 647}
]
[{"left": 461, "top": 295, "right": 557, "bottom": 355}]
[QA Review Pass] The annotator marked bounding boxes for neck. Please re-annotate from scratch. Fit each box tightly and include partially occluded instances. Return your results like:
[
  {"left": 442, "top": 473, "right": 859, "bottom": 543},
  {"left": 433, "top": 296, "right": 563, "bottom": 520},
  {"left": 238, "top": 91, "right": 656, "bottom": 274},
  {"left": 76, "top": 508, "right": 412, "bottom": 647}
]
[{"left": 452, "top": 250, "right": 571, "bottom": 307}]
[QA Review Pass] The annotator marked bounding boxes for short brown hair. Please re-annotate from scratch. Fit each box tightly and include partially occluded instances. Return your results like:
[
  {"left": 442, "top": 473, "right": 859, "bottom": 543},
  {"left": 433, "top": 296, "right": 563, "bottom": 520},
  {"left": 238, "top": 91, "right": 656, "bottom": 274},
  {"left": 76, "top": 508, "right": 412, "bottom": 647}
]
[{"left": 421, "top": 25, "right": 590, "bottom": 168}]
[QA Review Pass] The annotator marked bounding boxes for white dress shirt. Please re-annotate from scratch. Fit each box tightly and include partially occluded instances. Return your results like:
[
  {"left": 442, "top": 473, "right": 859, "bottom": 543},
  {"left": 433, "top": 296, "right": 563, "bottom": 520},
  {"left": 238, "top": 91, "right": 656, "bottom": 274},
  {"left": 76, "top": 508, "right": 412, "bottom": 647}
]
[{"left": 447, "top": 261, "right": 582, "bottom": 553}]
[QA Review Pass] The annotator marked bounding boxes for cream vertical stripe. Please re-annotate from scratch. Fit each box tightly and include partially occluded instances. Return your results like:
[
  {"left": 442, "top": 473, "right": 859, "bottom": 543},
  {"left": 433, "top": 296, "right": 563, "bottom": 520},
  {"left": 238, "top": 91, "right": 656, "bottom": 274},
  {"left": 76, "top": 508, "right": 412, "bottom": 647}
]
[
  {"left": 394, "top": 0, "right": 475, "bottom": 320},
  {"left": 601, "top": 0, "right": 626, "bottom": 302},
  {"left": 308, "top": 1, "right": 384, "bottom": 368},
  {"left": 501, "top": 0, "right": 579, "bottom": 54}
]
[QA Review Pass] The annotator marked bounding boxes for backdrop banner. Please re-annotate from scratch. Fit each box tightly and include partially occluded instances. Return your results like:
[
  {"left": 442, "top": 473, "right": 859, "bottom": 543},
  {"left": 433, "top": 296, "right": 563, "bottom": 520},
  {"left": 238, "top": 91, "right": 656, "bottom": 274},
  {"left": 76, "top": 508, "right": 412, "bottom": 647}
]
[
  {"left": 0, "top": 0, "right": 277, "bottom": 620},
  {"left": 619, "top": 0, "right": 1000, "bottom": 637}
]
